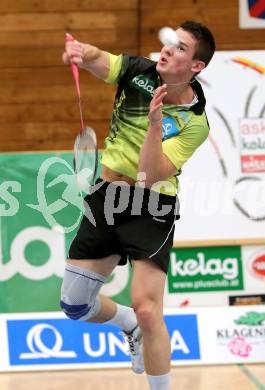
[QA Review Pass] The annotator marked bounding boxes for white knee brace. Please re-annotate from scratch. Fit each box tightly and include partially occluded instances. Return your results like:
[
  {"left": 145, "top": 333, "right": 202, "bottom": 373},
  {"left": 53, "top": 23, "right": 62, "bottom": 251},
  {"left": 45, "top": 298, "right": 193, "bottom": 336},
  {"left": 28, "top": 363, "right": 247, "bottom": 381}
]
[{"left": 60, "top": 263, "right": 106, "bottom": 321}]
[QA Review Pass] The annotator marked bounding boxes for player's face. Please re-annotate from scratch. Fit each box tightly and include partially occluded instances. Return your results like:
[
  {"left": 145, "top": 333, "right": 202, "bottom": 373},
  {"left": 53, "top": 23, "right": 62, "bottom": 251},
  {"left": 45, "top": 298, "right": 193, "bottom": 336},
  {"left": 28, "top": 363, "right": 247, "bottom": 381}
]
[{"left": 156, "top": 28, "right": 204, "bottom": 80}]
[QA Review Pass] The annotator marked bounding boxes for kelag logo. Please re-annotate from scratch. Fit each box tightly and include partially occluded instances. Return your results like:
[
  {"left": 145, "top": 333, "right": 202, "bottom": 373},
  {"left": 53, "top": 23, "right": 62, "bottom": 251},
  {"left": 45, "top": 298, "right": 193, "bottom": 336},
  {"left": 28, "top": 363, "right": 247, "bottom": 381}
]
[
  {"left": 168, "top": 246, "right": 244, "bottom": 293},
  {"left": 7, "top": 315, "right": 200, "bottom": 366}
]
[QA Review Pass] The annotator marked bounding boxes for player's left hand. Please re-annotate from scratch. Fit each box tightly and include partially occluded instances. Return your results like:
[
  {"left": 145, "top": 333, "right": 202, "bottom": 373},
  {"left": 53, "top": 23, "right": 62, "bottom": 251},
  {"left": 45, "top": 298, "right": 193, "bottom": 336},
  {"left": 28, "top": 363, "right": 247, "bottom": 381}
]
[{"left": 148, "top": 84, "right": 167, "bottom": 124}]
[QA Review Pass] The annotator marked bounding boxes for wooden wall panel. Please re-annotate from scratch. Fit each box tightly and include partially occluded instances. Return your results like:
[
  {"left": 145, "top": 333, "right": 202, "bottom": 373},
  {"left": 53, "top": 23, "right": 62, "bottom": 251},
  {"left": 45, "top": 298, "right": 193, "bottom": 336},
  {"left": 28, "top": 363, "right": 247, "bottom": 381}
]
[
  {"left": 0, "top": 12, "right": 137, "bottom": 32},
  {"left": 0, "top": 0, "right": 265, "bottom": 152},
  {"left": 0, "top": 30, "right": 137, "bottom": 50},
  {"left": 0, "top": 121, "right": 108, "bottom": 151},
  {"left": 0, "top": 0, "right": 138, "bottom": 12},
  {"left": 0, "top": 1, "right": 138, "bottom": 152},
  {"left": 140, "top": 0, "right": 265, "bottom": 55}
]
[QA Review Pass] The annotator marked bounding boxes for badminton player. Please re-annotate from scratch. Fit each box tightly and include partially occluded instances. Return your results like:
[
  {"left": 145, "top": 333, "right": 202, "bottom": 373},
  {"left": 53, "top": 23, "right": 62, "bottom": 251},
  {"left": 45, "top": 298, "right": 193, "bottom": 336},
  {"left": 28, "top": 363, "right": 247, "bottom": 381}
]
[{"left": 61, "top": 20, "right": 215, "bottom": 390}]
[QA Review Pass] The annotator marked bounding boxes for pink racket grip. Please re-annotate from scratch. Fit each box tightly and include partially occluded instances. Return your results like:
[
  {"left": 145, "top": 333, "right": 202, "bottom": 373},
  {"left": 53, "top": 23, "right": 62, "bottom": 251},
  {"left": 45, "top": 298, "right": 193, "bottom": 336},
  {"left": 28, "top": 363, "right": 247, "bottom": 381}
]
[{"left": 65, "top": 33, "right": 81, "bottom": 98}]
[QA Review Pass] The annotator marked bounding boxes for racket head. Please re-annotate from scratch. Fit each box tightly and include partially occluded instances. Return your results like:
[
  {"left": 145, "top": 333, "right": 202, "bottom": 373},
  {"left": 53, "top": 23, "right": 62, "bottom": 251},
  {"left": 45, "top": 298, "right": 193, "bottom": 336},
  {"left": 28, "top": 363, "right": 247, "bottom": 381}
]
[{"left": 73, "top": 126, "right": 98, "bottom": 193}]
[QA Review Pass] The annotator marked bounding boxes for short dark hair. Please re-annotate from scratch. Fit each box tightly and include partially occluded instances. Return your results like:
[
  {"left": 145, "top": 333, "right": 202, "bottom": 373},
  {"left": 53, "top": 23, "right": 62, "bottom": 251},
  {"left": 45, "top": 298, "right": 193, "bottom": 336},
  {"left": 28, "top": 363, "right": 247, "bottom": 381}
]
[{"left": 180, "top": 20, "right": 215, "bottom": 67}]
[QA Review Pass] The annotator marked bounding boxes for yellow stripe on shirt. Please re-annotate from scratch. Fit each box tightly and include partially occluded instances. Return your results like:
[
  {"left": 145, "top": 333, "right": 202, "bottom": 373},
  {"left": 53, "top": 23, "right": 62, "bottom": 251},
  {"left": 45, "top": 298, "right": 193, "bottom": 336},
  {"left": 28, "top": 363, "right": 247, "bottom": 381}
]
[{"left": 104, "top": 53, "right": 123, "bottom": 84}]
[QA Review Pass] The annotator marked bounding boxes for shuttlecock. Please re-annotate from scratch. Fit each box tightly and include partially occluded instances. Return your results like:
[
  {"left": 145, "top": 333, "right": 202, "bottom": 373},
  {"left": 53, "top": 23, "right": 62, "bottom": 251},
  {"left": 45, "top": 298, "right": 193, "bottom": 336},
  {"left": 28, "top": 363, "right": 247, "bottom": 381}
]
[{"left": 158, "top": 27, "right": 180, "bottom": 47}]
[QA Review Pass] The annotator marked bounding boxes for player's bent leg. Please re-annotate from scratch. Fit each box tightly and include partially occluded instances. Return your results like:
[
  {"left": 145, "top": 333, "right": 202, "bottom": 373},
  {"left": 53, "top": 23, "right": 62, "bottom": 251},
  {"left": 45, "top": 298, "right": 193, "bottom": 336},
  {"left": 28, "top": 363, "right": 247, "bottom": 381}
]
[
  {"left": 60, "top": 257, "right": 138, "bottom": 331},
  {"left": 131, "top": 259, "right": 171, "bottom": 389},
  {"left": 67, "top": 256, "right": 121, "bottom": 277},
  {"left": 60, "top": 256, "right": 120, "bottom": 323}
]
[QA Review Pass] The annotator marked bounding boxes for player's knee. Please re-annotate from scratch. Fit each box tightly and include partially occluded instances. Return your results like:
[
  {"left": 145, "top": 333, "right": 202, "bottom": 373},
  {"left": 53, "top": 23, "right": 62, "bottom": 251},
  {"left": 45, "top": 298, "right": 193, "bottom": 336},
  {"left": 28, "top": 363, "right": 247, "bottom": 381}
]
[
  {"left": 60, "top": 295, "right": 100, "bottom": 321},
  {"left": 60, "top": 263, "right": 106, "bottom": 321},
  {"left": 135, "top": 306, "right": 155, "bottom": 330},
  {"left": 133, "top": 300, "right": 163, "bottom": 333}
]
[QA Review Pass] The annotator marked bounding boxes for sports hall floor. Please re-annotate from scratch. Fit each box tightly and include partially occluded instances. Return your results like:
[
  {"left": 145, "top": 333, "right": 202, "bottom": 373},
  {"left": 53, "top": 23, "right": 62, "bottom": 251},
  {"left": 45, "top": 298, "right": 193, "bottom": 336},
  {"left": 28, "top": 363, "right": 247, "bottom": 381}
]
[{"left": 1, "top": 364, "right": 265, "bottom": 389}]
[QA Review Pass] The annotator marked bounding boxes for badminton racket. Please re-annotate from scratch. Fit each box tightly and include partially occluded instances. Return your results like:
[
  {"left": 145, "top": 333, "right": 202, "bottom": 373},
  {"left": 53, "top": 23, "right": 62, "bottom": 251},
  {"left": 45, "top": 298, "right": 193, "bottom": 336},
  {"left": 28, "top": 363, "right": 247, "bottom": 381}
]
[{"left": 65, "top": 33, "right": 98, "bottom": 193}]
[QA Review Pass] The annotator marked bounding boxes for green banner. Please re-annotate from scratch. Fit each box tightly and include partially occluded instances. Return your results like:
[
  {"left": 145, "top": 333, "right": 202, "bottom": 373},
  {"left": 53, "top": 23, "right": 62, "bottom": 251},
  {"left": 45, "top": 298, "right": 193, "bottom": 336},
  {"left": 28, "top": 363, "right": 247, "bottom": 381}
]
[
  {"left": 0, "top": 152, "right": 131, "bottom": 313},
  {"left": 168, "top": 246, "right": 244, "bottom": 293}
]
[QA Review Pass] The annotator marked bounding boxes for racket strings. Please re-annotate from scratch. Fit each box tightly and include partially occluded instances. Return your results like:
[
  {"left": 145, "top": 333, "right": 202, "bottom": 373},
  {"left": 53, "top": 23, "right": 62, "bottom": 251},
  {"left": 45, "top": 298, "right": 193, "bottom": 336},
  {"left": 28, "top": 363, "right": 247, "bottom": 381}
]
[{"left": 74, "top": 127, "right": 98, "bottom": 192}]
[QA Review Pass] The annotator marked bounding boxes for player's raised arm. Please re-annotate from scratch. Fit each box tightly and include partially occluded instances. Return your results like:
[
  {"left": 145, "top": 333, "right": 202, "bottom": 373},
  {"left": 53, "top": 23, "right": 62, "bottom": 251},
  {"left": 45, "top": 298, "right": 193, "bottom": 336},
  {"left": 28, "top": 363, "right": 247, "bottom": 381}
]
[{"left": 62, "top": 33, "right": 111, "bottom": 80}]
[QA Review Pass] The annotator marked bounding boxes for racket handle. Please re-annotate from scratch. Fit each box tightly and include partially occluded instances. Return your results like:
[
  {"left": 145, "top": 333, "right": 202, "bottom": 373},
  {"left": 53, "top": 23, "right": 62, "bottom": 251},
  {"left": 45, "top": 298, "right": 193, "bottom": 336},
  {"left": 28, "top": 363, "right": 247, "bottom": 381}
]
[{"left": 65, "top": 33, "right": 81, "bottom": 98}]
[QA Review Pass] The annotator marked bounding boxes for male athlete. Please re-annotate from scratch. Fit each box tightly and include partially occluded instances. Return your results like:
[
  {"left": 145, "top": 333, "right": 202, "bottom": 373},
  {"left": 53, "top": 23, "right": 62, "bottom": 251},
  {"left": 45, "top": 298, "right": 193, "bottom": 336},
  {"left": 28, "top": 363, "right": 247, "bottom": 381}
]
[{"left": 61, "top": 20, "right": 215, "bottom": 390}]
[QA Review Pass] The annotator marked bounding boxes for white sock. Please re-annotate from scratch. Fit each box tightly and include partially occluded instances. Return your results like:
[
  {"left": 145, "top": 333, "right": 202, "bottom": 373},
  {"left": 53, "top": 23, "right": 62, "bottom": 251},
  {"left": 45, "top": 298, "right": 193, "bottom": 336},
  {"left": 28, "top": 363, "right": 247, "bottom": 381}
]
[
  {"left": 104, "top": 303, "right": 137, "bottom": 333},
  {"left": 147, "top": 373, "right": 171, "bottom": 390}
]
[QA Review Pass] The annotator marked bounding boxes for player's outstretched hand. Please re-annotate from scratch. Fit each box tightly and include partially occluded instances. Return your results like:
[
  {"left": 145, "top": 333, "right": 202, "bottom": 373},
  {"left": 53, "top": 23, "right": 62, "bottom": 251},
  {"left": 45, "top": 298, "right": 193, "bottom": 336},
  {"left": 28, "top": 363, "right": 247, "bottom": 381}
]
[{"left": 62, "top": 34, "right": 85, "bottom": 66}]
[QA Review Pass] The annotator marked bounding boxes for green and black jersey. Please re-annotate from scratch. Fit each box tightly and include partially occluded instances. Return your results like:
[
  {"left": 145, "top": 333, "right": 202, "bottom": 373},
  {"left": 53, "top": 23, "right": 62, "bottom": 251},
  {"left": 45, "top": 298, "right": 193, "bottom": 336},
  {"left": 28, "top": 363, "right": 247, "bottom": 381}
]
[{"left": 101, "top": 53, "right": 210, "bottom": 196}]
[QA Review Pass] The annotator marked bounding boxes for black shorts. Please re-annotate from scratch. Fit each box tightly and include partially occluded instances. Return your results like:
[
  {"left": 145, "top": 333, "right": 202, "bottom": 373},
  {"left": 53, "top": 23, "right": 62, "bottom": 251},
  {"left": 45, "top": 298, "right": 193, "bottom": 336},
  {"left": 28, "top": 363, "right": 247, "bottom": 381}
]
[{"left": 69, "top": 179, "right": 180, "bottom": 274}]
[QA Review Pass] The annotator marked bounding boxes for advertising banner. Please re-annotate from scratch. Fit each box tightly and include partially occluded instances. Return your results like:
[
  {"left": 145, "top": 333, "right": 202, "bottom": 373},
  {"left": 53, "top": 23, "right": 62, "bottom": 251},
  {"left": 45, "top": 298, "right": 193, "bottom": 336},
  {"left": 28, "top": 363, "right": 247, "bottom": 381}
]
[
  {"left": 199, "top": 307, "right": 265, "bottom": 363},
  {"left": 164, "top": 245, "right": 265, "bottom": 307},
  {"left": 239, "top": 118, "right": 265, "bottom": 173},
  {"left": 0, "top": 306, "right": 264, "bottom": 372},
  {"left": 0, "top": 152, "right": 132, "bottom": 313},
  {"left": 0, "top": 311, "right": 201, "bottom": 372},
  {"left": 168, "top": 246, "right": 244, "bottom": 293}
]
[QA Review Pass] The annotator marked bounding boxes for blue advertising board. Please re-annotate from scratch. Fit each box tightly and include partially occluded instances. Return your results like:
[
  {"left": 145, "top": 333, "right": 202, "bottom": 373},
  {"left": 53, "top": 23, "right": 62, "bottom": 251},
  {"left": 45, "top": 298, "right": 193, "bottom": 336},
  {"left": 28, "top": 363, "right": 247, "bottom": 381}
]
[{"left": 6, "top": 313, "right": 200, "bottom": 368}]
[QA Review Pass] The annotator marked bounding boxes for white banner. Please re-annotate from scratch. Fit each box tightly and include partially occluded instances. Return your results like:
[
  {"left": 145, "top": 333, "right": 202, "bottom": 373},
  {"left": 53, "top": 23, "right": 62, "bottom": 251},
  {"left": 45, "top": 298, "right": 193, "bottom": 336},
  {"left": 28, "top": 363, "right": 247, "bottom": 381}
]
[
  {"left": 151, "top": 50, "right": 265, "bottom": 242},
  {"left": 1, "top": 306, "right": 264, "bottom": 372},
  {"left": 198, "top": 306, "right": 265, "bottom": 363}
]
